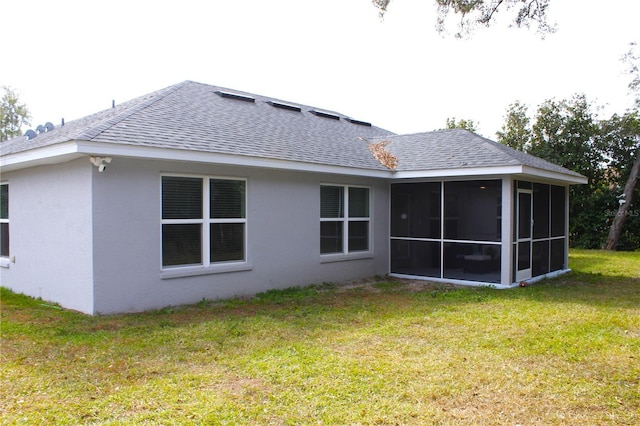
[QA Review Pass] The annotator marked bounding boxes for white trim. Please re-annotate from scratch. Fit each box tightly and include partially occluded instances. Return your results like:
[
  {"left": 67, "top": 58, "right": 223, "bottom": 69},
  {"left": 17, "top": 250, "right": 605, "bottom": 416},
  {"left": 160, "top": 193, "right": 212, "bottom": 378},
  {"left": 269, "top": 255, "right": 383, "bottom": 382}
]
[
  {"left": 390, "top": 268, "right": 572, "bottom": 289},
  {"left": 1, "top": 141, "right": 391, "bottom": 177},
  {"left": 393, "top": 165, "right": 586, "bottom": 184},
  {"left": 0, "top": 182, "right": 8, "bottom": 262},
  {"left": 565, "top": 184, "right": 570, "bottom": 270},
  {"left": 1, "top": 140, "right": 588, "bottom": 185},
  {"left": 515, "top": 188, "right": 533, "bottom": 282},
  {"left": 0, "top": 141, "right": 84, "bottom": 172},
  {"left": 500, "top": 177, "right": 513, "bottom": 286},
  {"left": 320, "top": 252, "right": 374, "bottom": 263},
  {"left": 161, "top": 263, "right": 253, "bottom": 279},
  {"left": 160, "top": 174, "right": 248, "bottom": 270},
  {"left": 518, "top": 268, "right": 571, "bottom": 285},
  {"left": 521, "top": 166, "right": 587, "bottom": 185},
  {"left": 389, "top": 273, "right": 515, "bottom": 289},
  {"left": 320, "top": 184, "right": 372, "bottom": 258},
  {"left": 392, "top": 166, "right": 523, "bottom": 179}
]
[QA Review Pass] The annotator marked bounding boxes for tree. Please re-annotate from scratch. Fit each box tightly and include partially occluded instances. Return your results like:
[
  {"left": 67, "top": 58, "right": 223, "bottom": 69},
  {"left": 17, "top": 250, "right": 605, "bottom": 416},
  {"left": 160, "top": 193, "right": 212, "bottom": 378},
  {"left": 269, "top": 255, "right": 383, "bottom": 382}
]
[
  {"left": 496, "top": 101, "right": 531, "bottom": 151},
  {"left": 528, "top": 95, "right": 608, "bottom": 248},
  {"left": 529, "top": 95, "right": 603, "bottom": 180},
  {"left": 497, "top": 93, "right": 640, "bottom": 250},
  {"left": 600, "top": 42, "right": 640, "bottom": 250},
  {"left": 601, "top": 112, "right": 640, "bottom": 250},
  {"left": 0, "top": 86, "right": 31, "bottom": 142},
  {"left": 372, "top": 0, "right": 555, "bottom": 37},
  {"left": 445, "top": 116, "right": 478, "bottom": 132},
  {"left": 622, "top": 42, "right": 639, "bottom": 108}
]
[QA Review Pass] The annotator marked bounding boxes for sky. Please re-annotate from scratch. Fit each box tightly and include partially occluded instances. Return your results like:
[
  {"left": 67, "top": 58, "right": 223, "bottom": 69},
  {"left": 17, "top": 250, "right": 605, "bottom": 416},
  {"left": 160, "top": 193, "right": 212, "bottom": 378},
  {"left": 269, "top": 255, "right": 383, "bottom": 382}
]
[{"left": 2, "top": 0, "right": 639, "bottom": 138}]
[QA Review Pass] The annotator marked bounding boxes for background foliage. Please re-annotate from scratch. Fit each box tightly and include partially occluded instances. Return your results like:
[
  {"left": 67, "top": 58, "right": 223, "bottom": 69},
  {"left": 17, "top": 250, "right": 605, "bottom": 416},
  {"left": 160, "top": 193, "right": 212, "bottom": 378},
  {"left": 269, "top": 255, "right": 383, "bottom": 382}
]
[{"left": 497, "top": 96, "right": 640, "bottom": 250}]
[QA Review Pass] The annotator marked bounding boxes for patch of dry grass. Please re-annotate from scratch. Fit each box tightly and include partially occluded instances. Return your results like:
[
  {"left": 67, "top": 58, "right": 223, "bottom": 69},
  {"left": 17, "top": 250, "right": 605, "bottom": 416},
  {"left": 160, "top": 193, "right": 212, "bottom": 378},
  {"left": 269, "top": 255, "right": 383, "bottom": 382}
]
[{"left": 1, "top": 250, "right": 639, "bottom": 424}]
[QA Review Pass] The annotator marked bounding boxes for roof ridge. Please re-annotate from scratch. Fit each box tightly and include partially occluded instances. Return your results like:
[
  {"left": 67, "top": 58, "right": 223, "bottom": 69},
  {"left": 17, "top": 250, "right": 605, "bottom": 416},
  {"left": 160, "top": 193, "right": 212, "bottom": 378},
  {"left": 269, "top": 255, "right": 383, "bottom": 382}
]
[{"left": 76, "top": 81, "right": 189, "bottom": 141}]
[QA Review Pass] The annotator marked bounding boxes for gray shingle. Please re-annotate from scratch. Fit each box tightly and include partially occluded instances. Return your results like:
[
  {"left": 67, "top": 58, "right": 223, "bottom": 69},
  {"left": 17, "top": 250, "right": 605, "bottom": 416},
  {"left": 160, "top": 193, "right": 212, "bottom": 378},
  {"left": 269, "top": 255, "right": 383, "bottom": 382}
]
[
  {"left": 1, "top": 81, "right": 393, "bottom": 171},
  {"left": 1, "top": 82, "right": 584, "bottom": 181},
  {"left": 373, "top": 129, "right": 585, "bottom": 178}
]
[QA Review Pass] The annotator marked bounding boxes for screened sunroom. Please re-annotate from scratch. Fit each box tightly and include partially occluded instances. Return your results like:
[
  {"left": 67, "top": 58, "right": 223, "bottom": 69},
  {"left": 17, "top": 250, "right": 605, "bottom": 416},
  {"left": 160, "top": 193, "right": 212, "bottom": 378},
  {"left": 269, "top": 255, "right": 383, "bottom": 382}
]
[{"left": 389, "top": 177, "right": 571, "bottom": 288}]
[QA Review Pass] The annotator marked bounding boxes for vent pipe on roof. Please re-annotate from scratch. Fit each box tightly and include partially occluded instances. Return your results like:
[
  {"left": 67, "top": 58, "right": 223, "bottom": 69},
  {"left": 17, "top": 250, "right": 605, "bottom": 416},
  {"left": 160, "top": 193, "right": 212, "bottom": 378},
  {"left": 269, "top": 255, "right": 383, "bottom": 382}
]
[
  {"left": 61, "top": 118, "right": 65, "bottom": 126},
  {"left": 112, "top": 100, "right": 115, "bottom": 108}
]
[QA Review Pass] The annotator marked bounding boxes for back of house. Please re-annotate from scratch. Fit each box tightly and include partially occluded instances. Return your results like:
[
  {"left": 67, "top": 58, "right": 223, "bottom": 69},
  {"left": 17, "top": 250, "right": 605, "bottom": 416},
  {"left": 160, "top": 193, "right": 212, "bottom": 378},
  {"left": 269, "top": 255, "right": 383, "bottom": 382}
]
[{"left": 0, "top": 81, "right": 586, "bottom": 314}]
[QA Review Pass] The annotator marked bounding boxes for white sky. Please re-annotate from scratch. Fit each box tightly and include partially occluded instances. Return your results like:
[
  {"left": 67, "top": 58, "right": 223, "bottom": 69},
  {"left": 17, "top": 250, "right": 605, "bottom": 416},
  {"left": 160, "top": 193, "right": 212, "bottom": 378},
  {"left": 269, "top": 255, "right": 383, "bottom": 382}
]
[{"left": 2, "top": 0, "right": 639, "bottom": 138}]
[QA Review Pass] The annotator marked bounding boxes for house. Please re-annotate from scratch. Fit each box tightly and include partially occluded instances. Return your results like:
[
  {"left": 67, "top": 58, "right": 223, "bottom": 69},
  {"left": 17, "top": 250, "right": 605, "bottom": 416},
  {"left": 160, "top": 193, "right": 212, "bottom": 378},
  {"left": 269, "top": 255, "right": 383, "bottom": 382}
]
[{"left": 0, "top": 81, "right": 587, "bottom": 314}]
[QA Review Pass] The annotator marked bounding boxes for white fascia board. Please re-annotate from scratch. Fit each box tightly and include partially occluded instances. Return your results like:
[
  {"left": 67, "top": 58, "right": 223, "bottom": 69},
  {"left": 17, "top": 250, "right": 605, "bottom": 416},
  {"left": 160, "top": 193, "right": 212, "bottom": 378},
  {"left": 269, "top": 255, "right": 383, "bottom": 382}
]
[
  {"left": 73, "top": 141, "right": 393, "bottom": 178},
  {"left": 391, "top": 166, "right": 524, "bottom": 180},
  {"left": 0, "top": 141, "right": 84, "bottom": 172},
  {"left": 0, "top": 140, "right": 391, "bottom": 178},
  {"left": 519, "top": 166, "right": 588, "bottom": 185},
  {"left": 392, "top": 165, "right": 588, "bottom": 185}
]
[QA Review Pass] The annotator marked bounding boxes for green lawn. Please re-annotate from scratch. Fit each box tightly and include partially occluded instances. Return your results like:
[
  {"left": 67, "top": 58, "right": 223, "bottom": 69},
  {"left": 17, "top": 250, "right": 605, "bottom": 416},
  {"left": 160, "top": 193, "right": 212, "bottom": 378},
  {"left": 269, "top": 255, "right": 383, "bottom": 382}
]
[{"left": 1, "top": 249, "right": 639, "bottom": 425}]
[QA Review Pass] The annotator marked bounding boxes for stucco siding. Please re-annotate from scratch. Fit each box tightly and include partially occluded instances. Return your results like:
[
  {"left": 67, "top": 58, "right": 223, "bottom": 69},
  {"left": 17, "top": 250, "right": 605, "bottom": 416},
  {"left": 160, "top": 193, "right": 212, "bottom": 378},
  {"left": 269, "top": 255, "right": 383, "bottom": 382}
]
[
  {"left": 91, "top": 158, "right": 390, "bottom": 314},
  {"left": 0, "top": 158, "right": 94, "bottom": 313}
]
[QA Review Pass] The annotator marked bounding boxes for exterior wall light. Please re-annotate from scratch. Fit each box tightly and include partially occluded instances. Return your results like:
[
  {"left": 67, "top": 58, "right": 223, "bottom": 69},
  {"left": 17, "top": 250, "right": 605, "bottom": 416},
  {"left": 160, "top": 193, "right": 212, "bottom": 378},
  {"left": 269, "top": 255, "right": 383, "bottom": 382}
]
[{"left": 90, "top": 156, "right": 112, "bottom": 172}]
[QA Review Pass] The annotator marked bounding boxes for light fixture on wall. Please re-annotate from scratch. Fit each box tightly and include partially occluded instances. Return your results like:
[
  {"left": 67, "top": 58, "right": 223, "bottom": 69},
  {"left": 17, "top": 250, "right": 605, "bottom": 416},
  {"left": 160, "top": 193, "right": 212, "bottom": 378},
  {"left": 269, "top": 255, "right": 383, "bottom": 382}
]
[{"left": 90, "top": 156, "right": 112, "bottom": 173}]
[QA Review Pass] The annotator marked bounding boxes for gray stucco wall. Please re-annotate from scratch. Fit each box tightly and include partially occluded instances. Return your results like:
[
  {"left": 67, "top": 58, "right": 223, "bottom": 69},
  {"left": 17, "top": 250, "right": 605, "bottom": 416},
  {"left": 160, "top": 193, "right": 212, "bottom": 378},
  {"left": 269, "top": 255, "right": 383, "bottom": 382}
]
[
  {"left": 0, "top": 158, "right": 94, "bottom": 313},
  {"left": 91, "top": 158, "right": 390, "bottom": 314}
]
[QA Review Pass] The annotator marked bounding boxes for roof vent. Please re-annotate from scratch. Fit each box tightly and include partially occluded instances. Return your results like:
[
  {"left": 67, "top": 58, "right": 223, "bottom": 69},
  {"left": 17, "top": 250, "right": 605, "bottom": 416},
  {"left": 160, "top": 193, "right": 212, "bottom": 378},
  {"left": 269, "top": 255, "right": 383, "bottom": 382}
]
[
  {"left": 267, "top": 100, "right": 302, "bottom": 112},
  {"left": 44, "top": 122, "right": 54, "bottom": 131},
  {"left": 215, "top": 90, "right": 255, "bottom": 103},
  {"left": 345, "top": 118, "right": 372, "bottom": 127},
  {"left": 25, "top": 129, "right": 37, "bottom": 140},
  {"left": 36, "top": 125, "right": 46, "bottom": 134},
  {"left": 309, "top": 109, "right": 340, "bottom": 120}
]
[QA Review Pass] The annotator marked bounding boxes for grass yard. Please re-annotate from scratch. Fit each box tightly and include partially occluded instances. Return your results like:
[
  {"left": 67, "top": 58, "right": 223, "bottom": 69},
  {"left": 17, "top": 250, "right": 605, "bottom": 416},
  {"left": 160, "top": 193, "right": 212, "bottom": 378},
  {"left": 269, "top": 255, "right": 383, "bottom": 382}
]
[{"left": 1, "top": 249, "right": 639, "bottom": 425}]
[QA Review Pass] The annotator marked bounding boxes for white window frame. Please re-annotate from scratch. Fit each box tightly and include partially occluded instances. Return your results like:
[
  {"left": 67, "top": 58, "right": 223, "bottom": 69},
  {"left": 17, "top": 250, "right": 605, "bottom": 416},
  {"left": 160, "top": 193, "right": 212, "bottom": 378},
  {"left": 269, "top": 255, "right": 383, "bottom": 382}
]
[
  {"left": 320, "top": 184, "right": 372, "bottom": 260},
  {"left": 160, "top": 174, "right": 250, "bottom": 278},
  {"left": 0, "top": 182, "right": 8, "bottom": 268}
]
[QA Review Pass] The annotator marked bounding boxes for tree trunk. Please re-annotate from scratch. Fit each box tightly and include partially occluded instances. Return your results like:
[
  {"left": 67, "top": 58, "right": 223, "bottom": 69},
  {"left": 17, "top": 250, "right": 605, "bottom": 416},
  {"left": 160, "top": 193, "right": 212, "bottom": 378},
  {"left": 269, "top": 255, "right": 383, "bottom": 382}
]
[{"left": 603, "top": 147, "right": 640, "bottom": 250}]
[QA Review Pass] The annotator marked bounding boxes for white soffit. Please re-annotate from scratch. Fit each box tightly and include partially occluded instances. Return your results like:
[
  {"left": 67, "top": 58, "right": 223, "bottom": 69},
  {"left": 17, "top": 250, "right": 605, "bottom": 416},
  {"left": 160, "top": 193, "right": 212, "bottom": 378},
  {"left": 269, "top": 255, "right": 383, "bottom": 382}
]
[{"left": 1, "top": 141, "right": 588, "bottom": 185}]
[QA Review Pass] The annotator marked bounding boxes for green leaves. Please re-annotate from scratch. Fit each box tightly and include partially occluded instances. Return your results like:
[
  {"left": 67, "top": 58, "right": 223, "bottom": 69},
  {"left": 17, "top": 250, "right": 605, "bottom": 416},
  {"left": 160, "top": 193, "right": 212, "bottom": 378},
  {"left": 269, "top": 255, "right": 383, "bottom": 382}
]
[
  {"left": 0, "top": 86, "right": 31, "bottom": 142},
  {"left": 497, "top": 95, "right": 640, "bottom": 249},
  {"left": 445, "top": 116, "right": 478, "bottom": 132},
  {"left": 373, "top": 1, "right": 555, "bottom": 37},
  {"left": 496, "top": 101, "right": 532, "bottom": 151}
]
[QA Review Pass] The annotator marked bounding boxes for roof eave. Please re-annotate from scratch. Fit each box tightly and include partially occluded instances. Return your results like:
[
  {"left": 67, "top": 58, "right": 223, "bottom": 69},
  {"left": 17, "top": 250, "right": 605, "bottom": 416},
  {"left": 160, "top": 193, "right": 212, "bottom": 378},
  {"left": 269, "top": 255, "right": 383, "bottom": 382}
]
[
  {"left": 0, "top": 140, "right": 392, "bottom": 178},
  {"left": 519, "top": 165, "right": 588, "bottom": 185},
  {"left": 1, "top": 142, "right": 588, "bottom": 185},
  {"left": 392, "top": 165, "right": 588, "bottom": 184},
  {"left": 0, "top": 141, "right": 84, "bottom": 172}
]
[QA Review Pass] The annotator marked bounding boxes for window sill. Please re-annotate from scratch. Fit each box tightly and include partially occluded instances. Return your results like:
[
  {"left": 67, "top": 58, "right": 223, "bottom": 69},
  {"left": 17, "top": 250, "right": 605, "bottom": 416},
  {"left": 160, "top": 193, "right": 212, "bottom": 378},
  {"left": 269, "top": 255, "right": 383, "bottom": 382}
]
[
  {"left": 161, "top": 262, "right": 252, "bottom": 280},
  {"left": 320, "top": 251, "right": 374, "bottom": 263},
  {"left": 0, "top": 257, "right": 9, "bottom": 268}
]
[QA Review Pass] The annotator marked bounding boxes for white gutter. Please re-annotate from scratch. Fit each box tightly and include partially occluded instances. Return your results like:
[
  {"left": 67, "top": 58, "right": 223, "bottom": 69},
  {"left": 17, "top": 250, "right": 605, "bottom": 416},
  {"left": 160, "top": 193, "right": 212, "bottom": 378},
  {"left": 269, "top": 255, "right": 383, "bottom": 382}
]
[
  {"left": 1, "top": 140, "right": 589, "bottom": 185},
  {"left": 1, "top": 140, "right": 392, "bottom": 178}
]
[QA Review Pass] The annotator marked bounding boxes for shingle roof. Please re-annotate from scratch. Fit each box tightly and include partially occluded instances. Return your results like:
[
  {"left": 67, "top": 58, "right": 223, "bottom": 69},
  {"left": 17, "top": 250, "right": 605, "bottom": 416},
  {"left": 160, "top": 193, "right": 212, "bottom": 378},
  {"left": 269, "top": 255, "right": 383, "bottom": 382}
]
[
  {"left": 370, "top": 129, "right": 585, "bottom": 178},
  {"left": 1, "top": 81, "right": 585, "bottom": 181},
  {"left": 1, "top": 81, "right": 394, "bottom": 171}
]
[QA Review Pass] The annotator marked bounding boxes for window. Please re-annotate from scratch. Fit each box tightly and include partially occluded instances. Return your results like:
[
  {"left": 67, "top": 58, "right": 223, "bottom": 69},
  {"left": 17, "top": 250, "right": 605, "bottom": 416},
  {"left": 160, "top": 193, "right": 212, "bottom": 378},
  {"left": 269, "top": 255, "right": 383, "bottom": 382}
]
[
  {"left": 320, "top": 185, "right": 370, "bottom": 254},
  {"left": 0, "top": 183, "right": 8, "bottom": 258},
  {"left": 162, "top": 176, "right": 246, "bottom": 268}
]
